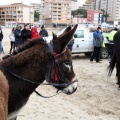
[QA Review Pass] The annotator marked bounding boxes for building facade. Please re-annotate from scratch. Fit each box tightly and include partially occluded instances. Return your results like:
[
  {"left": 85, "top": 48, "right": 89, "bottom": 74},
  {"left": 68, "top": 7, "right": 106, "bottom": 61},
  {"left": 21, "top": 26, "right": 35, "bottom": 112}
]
[
  {"left": 30, "top": 3, "right": 41, "bottom": 21},
  {"left": 72, "top": 1, "right": 79, "bottom": 10},
  {"left": 95, "top": 0, "right": 120, "bottom": 23},
  {"left": 87, "top": 9, "right": 103, "bottom": 24},
  {"left": 41, "top": 0, "right": 72, "bottom": 26},
  {"left": 83, "top": 0, "right": 96, "bottom": 10},
  {"left": 0, "top": 3, "right": 34, "bottom": 27},
  {"left": 30, "top": 3, "right": 41, "bottom": 13}
]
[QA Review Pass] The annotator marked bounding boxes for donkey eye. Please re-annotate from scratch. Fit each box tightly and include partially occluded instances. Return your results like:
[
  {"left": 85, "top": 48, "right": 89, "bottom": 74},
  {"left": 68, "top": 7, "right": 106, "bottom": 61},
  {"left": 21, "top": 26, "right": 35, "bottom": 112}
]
[
  {"left": 64, "top": 60, "right": 71, "bottom": 65},
  {"left": 63, "top": 60, "right": 71, "bottom": 72}
]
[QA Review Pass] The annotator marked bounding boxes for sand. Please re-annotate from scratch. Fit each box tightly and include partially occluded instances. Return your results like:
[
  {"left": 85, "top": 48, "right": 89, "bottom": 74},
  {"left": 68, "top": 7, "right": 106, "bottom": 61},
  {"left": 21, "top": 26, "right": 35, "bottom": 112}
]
[{"left": 2, "top": 28, "right": 120, "bottom": 120}]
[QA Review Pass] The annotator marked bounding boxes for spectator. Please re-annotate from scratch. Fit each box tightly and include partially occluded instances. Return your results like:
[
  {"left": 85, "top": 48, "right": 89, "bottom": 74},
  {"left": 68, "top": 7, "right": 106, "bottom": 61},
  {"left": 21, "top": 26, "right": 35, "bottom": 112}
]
[
  {"left": 9, "top": 27, "right": 16, "bottom": 53},
  {"left": 31, "top": 27, "right": 40, "bottom": 39},
  {"left": 39, "top": 25, "right": 48, "bottom": 37},
  {"left": 90, "top": 27, "right": 103, "bottom": 63},
  {"left": 0, "top": 26, "right": 3, "bottom": 58},
  {"left": 107, "top": 28, "right": 118, "bottom": 60},
  {"left": 21, "top": 24, "right": 32, "bottom": 43},
  {"left": 14, "top": 25, "right": 22, "bottom": 47},
  {"left": 68, "top": 36, "right": 74, "bottom": 51}
]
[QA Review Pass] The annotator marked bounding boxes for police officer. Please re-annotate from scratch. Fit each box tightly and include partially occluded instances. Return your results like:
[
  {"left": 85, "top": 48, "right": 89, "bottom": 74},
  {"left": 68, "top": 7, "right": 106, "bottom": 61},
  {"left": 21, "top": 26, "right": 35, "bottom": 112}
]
[{"left": 107, "top": 28, "right": 118, "bottom": 59}]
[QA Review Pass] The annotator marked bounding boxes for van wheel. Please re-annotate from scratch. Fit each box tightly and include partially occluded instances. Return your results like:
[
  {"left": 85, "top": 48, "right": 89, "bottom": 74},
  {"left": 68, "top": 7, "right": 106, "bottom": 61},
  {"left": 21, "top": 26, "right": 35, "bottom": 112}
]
[
  {"left": 100, "top": 48, "right": 109, "bottom": 59},
  {"left": 85, "top": 53, "right": 92, "bottom": 56}
]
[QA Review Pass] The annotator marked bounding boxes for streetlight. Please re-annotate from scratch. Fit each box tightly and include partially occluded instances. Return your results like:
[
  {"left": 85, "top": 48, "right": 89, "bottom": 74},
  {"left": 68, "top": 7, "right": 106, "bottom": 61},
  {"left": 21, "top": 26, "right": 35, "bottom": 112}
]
[
  {"left": 5, "top": 12, "right": 6, "bottom": 27},
  {"left": 56, "top": 0, "right": 58, "bottom": 27}
]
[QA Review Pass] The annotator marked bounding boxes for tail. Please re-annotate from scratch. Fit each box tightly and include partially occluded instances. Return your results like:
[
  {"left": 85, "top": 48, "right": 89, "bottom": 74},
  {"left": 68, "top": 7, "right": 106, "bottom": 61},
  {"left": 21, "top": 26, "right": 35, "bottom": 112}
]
[{"left": 108, "top": 52, "right": 116, "bottom": 76}]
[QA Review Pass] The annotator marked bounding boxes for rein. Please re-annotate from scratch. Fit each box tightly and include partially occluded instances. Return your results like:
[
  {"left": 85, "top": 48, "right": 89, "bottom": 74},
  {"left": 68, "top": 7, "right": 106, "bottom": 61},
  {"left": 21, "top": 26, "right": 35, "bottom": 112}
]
[{"left": 4, "top": 67, "right": 67, "bottom": 87}]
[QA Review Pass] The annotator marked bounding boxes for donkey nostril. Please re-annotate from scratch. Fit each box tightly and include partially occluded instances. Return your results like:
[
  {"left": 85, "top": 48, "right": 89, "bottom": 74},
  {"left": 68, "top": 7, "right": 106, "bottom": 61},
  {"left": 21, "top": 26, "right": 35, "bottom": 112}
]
[{"left": 74, "top": 87, "right": 77, "bottom": 92}]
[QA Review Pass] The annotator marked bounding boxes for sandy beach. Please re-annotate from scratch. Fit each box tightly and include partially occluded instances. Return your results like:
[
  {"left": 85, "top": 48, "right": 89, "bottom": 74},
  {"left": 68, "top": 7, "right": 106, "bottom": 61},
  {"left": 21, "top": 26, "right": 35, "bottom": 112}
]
[{"left": 2, "top": 28, "right": 120, "bottom": 120}]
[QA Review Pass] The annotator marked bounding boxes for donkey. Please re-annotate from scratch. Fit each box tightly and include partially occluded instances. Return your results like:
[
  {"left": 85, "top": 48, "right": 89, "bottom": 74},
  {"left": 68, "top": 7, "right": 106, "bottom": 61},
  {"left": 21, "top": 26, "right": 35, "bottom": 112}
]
[
  {"left": 0, "top": 72, "right": 8, "bottom": 120},
  {"left": 108, "top": 30, "right": 120, "bottom": 89},
  {"left": 0, "top": 24, "right": 78, "bottom": 120}
]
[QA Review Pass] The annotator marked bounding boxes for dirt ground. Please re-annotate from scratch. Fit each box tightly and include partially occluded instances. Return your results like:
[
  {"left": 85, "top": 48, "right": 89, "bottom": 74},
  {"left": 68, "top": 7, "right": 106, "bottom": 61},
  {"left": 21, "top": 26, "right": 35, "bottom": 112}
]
[{"left": 2, "top": 28, "right": 120, "bottom": 120}]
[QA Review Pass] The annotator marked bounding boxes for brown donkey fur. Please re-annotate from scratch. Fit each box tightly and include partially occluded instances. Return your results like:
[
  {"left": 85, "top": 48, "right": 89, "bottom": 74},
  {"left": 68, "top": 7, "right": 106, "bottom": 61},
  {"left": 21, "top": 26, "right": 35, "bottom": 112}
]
[
  {"left": 0, "top": 24, "right": 78, "bottom": 120},
  {"left": 0, "top": 71, "right": 8, "bottom": 120}
]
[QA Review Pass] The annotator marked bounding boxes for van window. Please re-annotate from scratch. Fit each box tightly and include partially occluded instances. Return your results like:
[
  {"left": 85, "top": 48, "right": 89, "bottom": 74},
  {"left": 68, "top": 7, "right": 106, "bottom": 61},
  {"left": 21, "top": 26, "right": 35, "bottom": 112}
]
[{"left": 74, "top": 30, "right": 84, "bottom": 38}]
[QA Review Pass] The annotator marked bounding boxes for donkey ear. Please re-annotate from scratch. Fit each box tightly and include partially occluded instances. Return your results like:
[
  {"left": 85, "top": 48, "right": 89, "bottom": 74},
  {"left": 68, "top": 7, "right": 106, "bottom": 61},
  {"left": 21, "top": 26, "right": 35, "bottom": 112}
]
[
  {"left": 57, "top": 24, "right": 78, "bottom": 53},
  {"left": 58, "top": 26, "right": 72, "bottom": 38},
  {"left": 52, "top": 32, "right": 57, "bottom": 40}
]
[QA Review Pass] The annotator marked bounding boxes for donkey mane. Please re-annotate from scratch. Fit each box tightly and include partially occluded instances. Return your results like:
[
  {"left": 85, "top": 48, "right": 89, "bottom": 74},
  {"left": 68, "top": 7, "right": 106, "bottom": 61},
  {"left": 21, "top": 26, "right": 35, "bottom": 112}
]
[
  {"left": 13, "top": 37, "right": 46, "bottom": 55},
  {"left": 2, "top": 37, "right": 54, "bottom": 69}
]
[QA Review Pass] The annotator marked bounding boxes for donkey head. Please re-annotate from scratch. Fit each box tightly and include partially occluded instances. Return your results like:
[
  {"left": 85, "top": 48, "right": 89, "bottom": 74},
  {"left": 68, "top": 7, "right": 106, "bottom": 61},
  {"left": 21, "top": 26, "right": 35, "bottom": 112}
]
[{"left": 46, "top": 24, "right": 78, "bottom": 94}]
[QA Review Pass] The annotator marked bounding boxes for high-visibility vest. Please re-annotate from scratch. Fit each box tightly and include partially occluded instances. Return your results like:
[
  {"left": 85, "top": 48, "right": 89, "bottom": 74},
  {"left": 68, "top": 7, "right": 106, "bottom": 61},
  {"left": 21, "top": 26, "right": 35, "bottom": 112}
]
[
  {"left": 107, "top": 31, "right": 117, "bottom": 41},
  {"left": 102, "top": 40, "right": 105, "bottom": 48}
]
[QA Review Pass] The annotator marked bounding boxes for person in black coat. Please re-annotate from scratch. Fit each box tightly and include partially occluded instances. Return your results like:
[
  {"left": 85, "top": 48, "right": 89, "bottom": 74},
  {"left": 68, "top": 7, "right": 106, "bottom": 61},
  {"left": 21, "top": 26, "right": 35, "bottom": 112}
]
[
  {"left": 68, "top": 39, "right": 74, "bottom": 51},
  {"left": 21, "top": 24, "right": 32, "bottom": 43},
  {"left": 39, "top": 25, "right": 48, "bottom": 37},
  {"left": 0, "top": 26, "right": 3, "bottom": 56},
  {"left": 14, "top": 26, "right": 22, "bottom": 47}
]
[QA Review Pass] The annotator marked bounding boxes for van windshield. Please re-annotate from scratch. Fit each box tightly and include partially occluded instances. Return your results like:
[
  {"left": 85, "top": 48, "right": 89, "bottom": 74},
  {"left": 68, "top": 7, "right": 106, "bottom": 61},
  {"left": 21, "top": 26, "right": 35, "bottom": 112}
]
[{"left": 74, "top": 30, "right": 84, "bottom": 38}]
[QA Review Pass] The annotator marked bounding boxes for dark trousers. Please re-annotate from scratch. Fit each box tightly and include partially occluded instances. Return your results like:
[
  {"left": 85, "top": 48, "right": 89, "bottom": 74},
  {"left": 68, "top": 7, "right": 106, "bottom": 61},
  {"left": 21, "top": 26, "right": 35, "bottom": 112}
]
[
  {"left": 109, "top": 44, "right": 114, "bottom": 59},
  {"left": 90, "top": 47, "right": 101, "bottom": 62},
  {"left": 10, "top": 41, "right": 15, "bottom": 53}
]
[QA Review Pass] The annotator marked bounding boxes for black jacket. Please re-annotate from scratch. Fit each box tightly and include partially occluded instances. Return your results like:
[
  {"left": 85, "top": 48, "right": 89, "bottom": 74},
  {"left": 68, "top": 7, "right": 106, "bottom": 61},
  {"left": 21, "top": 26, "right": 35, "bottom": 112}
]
[
  {"left": 14, "top": 29, "right": 22, "bottom": 47},
  {"left": 0, "top": 31, "right": 3, "bottom": 41},
  {"left": 39, "top": 29, "right": 48, "bottom": 37},
  {"left": 21, "top": 29, "right": 31, "bottom": 43}
]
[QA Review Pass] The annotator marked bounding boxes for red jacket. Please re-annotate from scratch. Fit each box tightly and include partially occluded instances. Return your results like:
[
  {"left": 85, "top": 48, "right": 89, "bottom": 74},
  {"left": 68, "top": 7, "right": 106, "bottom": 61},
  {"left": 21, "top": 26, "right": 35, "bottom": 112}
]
[{"left": 31, "top": 27, "right": 40, "bottom": 39}]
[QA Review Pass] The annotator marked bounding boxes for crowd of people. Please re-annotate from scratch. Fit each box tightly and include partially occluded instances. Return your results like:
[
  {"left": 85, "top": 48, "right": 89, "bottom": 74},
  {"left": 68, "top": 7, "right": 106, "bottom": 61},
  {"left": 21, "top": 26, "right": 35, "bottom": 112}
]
[
  {"left": 0, "top": 24, "right": 49, "bottom": 58},
  {"left": 0, "top": 24, "right": 119, "bottom": 61}
]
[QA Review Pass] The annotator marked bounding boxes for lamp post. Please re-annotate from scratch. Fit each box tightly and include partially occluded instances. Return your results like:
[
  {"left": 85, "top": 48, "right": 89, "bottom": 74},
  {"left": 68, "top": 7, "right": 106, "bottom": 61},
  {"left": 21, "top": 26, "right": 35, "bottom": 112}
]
[
  {"left": 56, "top": 0, "right": 58, "bottom": 27},
  {"left": 5, "top": 12, "right": 6, "bottom": 27}
]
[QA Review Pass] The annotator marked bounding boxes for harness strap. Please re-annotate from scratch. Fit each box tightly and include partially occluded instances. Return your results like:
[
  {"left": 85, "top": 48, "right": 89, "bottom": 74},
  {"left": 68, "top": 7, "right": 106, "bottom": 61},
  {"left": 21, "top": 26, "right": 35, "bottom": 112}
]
[
  {"left": 4, "top": 67, "right": 68, "bottom": 87},
  {"left": 47, "top": 41, "right": 60, "bottom": 82},
  {"left": 34, "top": 90, "right": 62, "bottom": 98},
  {"left": 54, "top": 52, "right": 59, "bottom": 81}
]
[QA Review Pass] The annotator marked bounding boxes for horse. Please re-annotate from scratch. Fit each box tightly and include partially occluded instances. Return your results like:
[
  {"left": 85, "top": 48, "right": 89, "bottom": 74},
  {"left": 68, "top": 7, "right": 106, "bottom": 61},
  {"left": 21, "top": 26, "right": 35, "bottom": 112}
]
[
  {"left": 108, "top": 30, "right": 120, "bottom": 89},
  {"left": 0, "top": 24, "right": 78, "bottom": 120}
]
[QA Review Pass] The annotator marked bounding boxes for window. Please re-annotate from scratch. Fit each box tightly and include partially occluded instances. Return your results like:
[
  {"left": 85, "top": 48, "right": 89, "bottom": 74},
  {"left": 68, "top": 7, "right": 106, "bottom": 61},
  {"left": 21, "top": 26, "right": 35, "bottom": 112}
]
[{"left": 74, "top": 30, "right": 84, "bottom": 38}]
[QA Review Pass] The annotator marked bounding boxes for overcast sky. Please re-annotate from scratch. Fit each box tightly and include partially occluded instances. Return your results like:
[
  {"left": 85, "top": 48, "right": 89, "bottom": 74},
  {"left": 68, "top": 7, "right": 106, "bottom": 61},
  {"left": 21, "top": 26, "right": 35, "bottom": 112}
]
[{"left": 0, "top": 0, "right": 86, "bottom": 6}]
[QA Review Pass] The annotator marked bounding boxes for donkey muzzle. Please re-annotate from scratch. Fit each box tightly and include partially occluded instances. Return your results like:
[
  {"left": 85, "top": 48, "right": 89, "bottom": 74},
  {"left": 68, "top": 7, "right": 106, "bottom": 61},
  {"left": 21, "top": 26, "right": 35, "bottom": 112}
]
[{"left": 62, "top": 77, "right": 78, "bottom": 95}]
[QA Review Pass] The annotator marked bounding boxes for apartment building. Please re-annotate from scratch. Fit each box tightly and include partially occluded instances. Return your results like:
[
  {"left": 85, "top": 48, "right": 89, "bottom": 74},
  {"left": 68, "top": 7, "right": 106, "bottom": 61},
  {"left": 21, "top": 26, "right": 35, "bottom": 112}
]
[
  {"left": 95, "top": 0, "right": 120, "bottom": 23},
  {"left": 82, "top": 0, "right": 96, "bottom": 10},
  {"left": 30, "top": 3, "right": 41, "bottom": 21},
  {"left": 30, "top": 3, "right": 41, "bottom": 13},
  {"left": 87, "top": 9, "right": 103, "bottom": 24},
  {"left": 41, "top": 0, "right": 72, "bottom": 26},
  {"left": 0, "top": 3, "right": 34, "bottom": 27},
  {"left": 72, "top": 1, "right": 79, "bottom": 10}
]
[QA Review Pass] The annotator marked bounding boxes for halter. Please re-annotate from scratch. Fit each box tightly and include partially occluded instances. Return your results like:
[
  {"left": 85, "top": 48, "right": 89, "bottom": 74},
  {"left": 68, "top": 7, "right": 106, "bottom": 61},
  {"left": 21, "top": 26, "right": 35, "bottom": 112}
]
[{"left": 47, "top": 41, "right": 67, "bottom": 83}]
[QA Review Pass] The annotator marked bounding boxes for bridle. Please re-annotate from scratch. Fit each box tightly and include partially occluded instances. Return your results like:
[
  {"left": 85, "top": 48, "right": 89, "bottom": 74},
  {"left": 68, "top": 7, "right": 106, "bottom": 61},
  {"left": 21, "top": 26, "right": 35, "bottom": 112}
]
[{"left": 4, "top": 40, "right": 77, "bottom": 98}]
